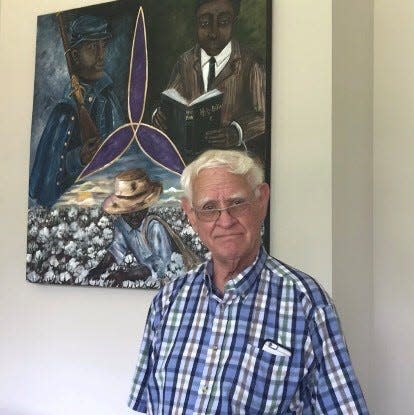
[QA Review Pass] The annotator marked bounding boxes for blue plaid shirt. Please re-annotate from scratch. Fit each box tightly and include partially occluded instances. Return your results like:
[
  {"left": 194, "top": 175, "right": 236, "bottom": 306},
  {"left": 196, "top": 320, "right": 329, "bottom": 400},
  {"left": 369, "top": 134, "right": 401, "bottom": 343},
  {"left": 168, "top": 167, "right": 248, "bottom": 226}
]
[{"left": 128, "top": 247, "right": 368, "bottom": 414}]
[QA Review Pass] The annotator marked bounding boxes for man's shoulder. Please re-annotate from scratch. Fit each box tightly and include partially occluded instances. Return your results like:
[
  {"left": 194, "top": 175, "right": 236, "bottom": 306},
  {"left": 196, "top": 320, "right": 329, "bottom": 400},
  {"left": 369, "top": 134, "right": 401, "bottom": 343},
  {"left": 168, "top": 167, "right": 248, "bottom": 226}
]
[
  {"left": 152, "top": 262, "right": 205, "bottom": 311},
  {"left": 91, "top": 72, "right": 114, "bottom": 94},
  {"left": 144, "top": 215, "right": 165, "bottom": 229},
  {"left": 175, "top": 45, "right": 199, "bottom": 65},
  {"left": 41, "top": 100, "right": 77, "bottom": 130},
  {"left": 143, "top": 215, "right": 172, "bottom": 239},
  {"left": 264, "top": 254, "right": 332, "bottom": 309},
  {"left": 112, "top": 216, "right": 125, "bottom": 229},
  {"left": 230, "top": 38, "right": 263, "bottom": 65},
  {"left": 163, "top": 262, "right": 205, "bottom": 293},
  {"left": 239, "top": 47, "right": 264, "bottom": 68}
]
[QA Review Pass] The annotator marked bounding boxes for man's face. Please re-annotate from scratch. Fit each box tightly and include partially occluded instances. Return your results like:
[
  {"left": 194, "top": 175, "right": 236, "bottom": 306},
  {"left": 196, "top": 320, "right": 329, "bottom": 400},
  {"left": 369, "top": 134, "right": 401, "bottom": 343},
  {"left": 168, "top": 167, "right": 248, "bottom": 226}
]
[
  {"left": 196, "top": 0, "right": 235, "bottom": 56},
  {"left": 72, "top": 39, "right": 107, "bottom": 81},
  {"left": 122, "top": 209, "right": 148, "bottom": 229},
  {"left": 182, "top": 167, "right": 269, "bottom": 267}
]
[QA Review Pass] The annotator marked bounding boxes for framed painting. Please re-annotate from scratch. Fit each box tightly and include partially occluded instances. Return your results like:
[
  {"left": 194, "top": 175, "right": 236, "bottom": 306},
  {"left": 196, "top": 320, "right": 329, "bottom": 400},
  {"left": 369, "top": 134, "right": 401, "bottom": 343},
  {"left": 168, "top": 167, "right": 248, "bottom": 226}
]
[{"left": 26, "top": 0, "right": 272, "bottom": 289}]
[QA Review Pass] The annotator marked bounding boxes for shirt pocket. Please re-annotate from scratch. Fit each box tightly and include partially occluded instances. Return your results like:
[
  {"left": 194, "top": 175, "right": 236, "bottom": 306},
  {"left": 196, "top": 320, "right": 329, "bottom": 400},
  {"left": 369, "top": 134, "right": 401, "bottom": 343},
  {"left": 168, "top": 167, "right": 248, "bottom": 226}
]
[{"left": 229, "top": 343, "right": 291, "bottom": 415}]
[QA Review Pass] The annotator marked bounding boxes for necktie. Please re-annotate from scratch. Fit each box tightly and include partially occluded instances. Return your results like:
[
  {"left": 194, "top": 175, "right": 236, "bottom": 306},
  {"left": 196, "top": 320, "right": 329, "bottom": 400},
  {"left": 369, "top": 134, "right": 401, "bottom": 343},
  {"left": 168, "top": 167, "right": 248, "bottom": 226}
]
[{"left": 207, "top": 56, "right": 216, "bottom": 91}]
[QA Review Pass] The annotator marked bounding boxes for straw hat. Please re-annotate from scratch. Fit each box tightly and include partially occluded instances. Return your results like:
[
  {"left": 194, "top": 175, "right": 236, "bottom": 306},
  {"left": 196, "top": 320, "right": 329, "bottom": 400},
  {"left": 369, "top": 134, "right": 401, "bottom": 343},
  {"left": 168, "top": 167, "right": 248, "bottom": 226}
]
[{"left": 102, "top": 169, "right": 162, "bottom": 214}]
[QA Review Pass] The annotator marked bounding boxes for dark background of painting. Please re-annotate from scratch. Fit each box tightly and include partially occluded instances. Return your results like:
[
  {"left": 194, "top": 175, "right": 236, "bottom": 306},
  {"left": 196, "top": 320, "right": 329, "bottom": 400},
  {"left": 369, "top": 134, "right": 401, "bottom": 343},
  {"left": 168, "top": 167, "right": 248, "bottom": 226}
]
[
  {"left": 30, "top": 0, "right": 268, "bottom": 167},
  {"left": 143, "top": 0, "right": 268, "bottom": 121}
]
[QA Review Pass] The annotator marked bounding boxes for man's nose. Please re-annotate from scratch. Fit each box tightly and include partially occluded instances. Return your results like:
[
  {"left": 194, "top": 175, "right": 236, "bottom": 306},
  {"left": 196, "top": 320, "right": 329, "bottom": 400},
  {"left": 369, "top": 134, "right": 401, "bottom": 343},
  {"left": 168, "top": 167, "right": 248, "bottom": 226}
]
[
  {"left": 97, "top": 41, "right": 105, "bottom": 59},
  {"left": 208, "top": 22, "right": 218, "bottom": 39},
  {"left": 215, "top": 207, "right": 236, "bottom": 227}
]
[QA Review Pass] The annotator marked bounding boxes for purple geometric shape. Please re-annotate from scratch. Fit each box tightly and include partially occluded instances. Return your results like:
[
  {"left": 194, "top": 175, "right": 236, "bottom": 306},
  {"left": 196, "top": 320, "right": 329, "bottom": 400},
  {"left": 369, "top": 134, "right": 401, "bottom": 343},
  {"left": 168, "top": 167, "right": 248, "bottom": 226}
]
[
  {"left": 128, "top": 8, "right": 147, "bottom": 124},
  {"left": 78, "top": 124, "right": 135, "bottom": 180},
  {"left": 77, "top": 8, "right": 185, "bottom": 182},
  {"left": 137, "top": 123, "right": 186, "bottom": 175}
]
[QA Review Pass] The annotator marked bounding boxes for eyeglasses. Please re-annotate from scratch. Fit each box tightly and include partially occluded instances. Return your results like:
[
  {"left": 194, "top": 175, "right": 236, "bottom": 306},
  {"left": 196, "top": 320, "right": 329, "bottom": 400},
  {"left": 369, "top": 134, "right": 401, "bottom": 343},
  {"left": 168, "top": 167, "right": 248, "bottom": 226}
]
[{"left": 192, "top": 198, "right": 255, "bottom": 222}]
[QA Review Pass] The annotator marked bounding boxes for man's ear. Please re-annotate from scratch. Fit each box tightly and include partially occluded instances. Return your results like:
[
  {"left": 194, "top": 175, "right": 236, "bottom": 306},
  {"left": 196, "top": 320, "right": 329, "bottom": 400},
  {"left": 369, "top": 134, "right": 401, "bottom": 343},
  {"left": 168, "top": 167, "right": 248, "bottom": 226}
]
[
  {"left": 257, "top": 182, "right": 270, "bottom": 220},
  {"left": 181, "top": 197, "right": 198, "bottom": 232}
]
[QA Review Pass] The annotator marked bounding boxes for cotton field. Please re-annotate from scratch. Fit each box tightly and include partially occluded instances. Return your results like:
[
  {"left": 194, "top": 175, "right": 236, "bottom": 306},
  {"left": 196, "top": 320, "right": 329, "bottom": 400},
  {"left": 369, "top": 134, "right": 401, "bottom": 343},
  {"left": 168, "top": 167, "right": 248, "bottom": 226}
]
[{"left": 26, "top": 205, "right": 207, "bottom": 289}]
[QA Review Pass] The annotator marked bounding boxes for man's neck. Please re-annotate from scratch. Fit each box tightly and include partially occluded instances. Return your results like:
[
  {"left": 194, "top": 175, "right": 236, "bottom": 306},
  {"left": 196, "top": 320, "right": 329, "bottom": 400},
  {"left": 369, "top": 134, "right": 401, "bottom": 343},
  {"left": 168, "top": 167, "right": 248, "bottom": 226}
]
[
  {"left": 212, "top": 246, "right": 260, "bottom": 293},
  {"left": 200, "top": 40, "right": 232, "bottom": 61}
]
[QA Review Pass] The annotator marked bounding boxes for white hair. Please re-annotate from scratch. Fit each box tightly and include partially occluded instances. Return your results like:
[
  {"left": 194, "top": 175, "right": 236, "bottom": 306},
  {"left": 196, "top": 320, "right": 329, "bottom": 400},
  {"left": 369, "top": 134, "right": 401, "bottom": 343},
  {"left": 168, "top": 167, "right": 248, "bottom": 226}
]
[{"left": 180, "top": 150, "right": 265, "bottom": 203}]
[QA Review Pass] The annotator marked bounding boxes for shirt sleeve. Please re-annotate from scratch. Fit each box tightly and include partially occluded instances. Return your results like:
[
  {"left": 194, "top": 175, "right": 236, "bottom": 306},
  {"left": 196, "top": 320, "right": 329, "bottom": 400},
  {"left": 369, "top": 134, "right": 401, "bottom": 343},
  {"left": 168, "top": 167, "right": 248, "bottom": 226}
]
[
  {"left": 128, "top": 302, "right": 156, "bottom": 412},
  {"left": 107, "top": 221, "right": 128, "bottom": 265},
  {"left": 233, "top": 59, "right": 266, "bottom": 143},
  {"left": 165, "top": 58, "right": 185, "bottom": 96},
  {"left": 29, "top": 103, "right": 79, "bottom": 206},
  {"left": 309, "top": 304, "right": 369, "bottom": 414},
  {"left": 147, "top": 220, "right": 173, "bottom": 277},
  {"left": 65, "top": 146, "right": 83, "bottom": 176}
]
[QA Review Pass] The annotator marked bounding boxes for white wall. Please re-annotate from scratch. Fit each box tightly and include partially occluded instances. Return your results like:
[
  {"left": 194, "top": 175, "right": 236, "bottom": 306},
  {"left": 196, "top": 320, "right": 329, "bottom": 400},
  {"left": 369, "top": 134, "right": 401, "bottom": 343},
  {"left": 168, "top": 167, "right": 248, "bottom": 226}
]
[
  {"left": 372, "top": 1, "right": 414, "bottom": 413},
  {"left": 0, "top": 1, "right": 372, "bottom": 414},
  {"left": 0, "top": 1, "right": 157, "bottom": 414},
  {"left": 272, "top": 1, "right": 333, "bottom": 293},
  {"left": 332, "top": 0, "right": 373, "bottom": 398}
]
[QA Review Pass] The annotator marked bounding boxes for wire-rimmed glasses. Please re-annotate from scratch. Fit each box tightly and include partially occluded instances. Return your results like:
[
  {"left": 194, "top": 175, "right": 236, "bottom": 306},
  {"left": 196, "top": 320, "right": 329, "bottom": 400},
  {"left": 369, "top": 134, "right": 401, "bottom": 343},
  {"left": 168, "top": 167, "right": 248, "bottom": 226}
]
[{"left": 192, "top": 197, "right": 256, "bottom": 222}]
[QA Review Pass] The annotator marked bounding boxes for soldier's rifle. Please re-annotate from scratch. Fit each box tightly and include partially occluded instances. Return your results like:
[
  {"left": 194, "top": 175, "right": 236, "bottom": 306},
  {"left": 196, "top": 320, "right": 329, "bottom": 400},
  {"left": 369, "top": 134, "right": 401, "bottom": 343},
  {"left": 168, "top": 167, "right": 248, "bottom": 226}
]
[{"left": 56, "top": 12, "right": 100, "bottom": 145}]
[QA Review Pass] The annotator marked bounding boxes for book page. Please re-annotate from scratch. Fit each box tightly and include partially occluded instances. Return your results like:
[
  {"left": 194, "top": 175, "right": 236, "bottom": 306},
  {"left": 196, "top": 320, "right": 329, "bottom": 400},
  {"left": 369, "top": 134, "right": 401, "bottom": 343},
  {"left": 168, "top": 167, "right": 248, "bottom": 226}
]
[
  {"left": 162, "top": 89, "right": 189, "bottom": 106},
  {"left": 190, "top": 89, "right": 222, "bottom": 106}
]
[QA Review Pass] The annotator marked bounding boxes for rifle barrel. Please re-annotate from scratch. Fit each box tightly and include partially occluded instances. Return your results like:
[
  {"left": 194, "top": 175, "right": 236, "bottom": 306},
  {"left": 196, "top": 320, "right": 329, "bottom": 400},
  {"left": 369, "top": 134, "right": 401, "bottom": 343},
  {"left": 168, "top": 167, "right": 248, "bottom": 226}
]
[
  {"left": 56, "top": 12, "right": 74, "bottom": 76},
  {"left": 55, "top": 12, "right": 100, "bottom": 145}
]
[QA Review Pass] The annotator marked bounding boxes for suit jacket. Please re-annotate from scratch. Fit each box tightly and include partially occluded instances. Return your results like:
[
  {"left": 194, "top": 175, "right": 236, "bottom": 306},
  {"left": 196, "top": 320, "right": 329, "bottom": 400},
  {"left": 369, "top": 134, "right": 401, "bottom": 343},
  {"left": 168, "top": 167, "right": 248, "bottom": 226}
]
[{"left": 166, "top": 39, "right": 266, "bottom": 149}]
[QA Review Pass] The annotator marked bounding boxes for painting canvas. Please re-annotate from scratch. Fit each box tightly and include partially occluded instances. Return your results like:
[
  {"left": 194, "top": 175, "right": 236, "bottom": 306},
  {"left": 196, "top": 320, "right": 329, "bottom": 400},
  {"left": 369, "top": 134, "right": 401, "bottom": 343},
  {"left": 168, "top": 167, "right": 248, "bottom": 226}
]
[{"left": 26, "top": 0, "right": 272, "bottom": 289}]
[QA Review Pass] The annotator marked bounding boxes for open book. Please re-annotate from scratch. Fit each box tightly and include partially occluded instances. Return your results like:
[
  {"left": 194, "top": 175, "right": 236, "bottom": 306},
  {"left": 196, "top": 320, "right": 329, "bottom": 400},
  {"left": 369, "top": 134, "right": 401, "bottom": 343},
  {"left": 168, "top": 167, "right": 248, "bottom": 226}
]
[{"left": 160, "top": 88, "right": 223, "bottom": 162}]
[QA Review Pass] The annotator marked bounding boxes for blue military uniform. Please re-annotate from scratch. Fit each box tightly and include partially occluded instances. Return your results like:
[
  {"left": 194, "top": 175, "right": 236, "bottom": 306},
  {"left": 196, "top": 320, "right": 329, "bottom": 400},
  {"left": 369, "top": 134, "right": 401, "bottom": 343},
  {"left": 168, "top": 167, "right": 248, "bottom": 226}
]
[{"left": 29, "top": 15, "right": 124, "bottom": 207}]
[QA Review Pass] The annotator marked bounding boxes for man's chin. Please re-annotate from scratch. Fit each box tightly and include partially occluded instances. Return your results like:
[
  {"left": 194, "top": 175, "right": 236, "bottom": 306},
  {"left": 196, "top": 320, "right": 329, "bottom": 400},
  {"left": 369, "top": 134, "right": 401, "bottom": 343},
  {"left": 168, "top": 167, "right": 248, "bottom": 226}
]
[
  {"left": 212, "top": 240, "right": 244, "bottom": 260},
  {"left": 214, "top": 234, "right": 243, "bottom": 245},
  {"left": 80, "top": 69, "right": 104, "bottom": 81},
  {"left": 204, "top": 45, "right": 225, "bottom": 57}
]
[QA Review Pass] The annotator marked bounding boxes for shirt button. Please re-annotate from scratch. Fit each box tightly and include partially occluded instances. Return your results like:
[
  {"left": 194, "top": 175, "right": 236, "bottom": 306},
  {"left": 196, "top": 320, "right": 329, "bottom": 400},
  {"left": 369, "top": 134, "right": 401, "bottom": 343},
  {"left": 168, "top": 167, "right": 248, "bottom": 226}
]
[
  {"left": 71, "top": 116, "right": 75, "bottom": 121},
  {"left": 88, "top": 96, "right": 93, "bottom": 102},
  {"left": 213, "top": 345, "right": 218, "bottom": 351},
  {"left": 64, "top": 142, "right": 68, "bottom": 147},
  {"left": 59, "top": 168, "right": 63, "bottom": 172},
  {"left": 60, "top": 155, "right": 64, "bottom": 159},
  {"left": 67, "top": 130, "right": 71, "bottom": 135},
  {"left": 202, "top": 385, "right": 208, "bottom": 393},
  {"left": 56, "top": 181, "right": 60, "bottom": 186}
]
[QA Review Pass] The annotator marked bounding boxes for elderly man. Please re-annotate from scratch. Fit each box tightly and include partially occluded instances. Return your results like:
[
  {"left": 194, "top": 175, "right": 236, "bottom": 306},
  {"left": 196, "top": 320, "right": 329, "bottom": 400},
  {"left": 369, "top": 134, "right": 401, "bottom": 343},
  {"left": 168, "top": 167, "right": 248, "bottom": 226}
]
[
  {"left": 153, "top": 0, "right": 265, "bottom": 161},
  {"left": 128, "top": 150, "right": 368, "bottom": 414},
  {"left": 29, "top": 15, "right": 124, "bottom": 207}
]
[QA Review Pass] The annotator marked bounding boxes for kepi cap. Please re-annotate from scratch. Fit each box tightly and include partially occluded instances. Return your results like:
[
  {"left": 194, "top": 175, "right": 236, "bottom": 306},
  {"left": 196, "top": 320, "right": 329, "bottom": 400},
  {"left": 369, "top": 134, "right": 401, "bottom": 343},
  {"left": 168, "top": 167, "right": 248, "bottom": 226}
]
[{"left": 69, "top": 15, "right": 111, "bottom": 49}]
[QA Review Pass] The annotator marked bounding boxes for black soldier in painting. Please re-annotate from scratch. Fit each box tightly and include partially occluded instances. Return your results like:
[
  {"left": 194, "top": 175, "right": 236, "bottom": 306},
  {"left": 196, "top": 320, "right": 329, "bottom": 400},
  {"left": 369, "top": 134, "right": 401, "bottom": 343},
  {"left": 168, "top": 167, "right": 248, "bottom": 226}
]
[{"left": 29, "top": 15, "right": 124, "bottom": 208}]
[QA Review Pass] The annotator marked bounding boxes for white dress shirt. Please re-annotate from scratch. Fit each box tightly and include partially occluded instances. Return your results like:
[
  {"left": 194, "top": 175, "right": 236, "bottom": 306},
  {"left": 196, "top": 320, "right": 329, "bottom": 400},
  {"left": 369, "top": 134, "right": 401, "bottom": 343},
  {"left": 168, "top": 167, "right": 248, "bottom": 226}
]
[
  {"left": 200, "top": 41, "right": 232, "bottom": 93},
  {"left": 200, "top": 41, "right": 244, "bottom": 145}
]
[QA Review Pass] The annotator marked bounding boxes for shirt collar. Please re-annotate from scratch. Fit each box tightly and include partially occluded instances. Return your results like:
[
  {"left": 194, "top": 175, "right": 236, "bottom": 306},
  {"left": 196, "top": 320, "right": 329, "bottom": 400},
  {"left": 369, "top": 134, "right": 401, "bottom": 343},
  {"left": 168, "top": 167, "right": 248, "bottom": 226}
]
[
  {"left": 118, "top": 216, "right": 144, "bottom": 233},
  {"left": 203, "top": 246, "right": 268, "bottom": 298},
  {"left": 200, "top": 41, "right": 232, "bottom": 68}
]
